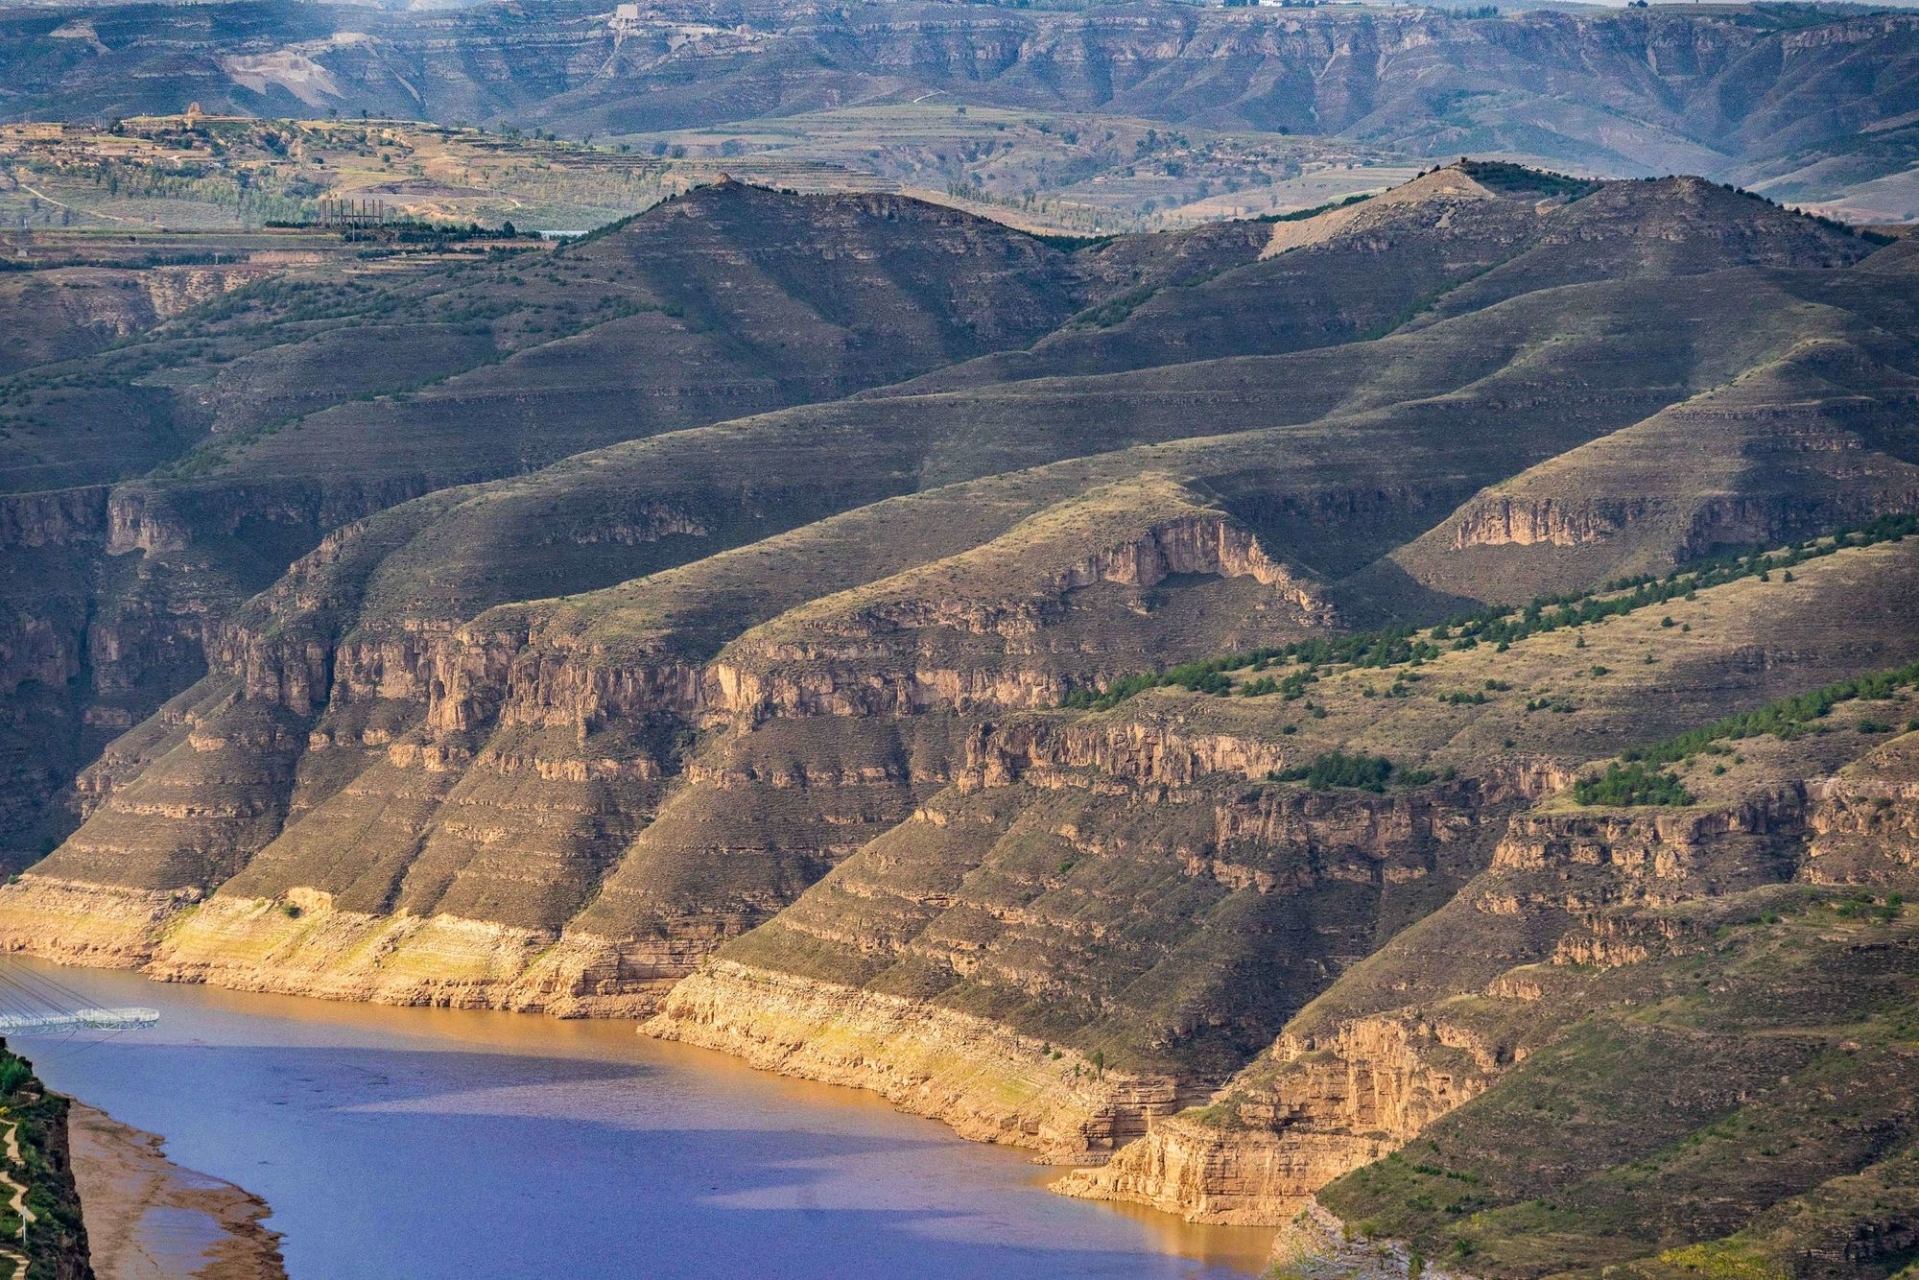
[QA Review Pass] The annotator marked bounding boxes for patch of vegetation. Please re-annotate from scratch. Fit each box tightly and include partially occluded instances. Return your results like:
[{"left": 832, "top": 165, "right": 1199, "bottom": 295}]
[
  {"left": 1621, "top": 658, "right": 1919, "bottom": 767},
  {"left": 0, "top": 1046, "right": 89, "bottom": 1274},
  {"left": 1457, "top": 158, "right": 1600, "bottom": 200},
  {"left": 1255, "top": 191, "right": 1373, "bottom": 224},
  {"left": 1573, "top": 761, "right": 1693, "bottom": 807},
  {"left": 1270, "top": 750, "right": 1396, "bottom": 792},
  {"left": 1059, "top": 514, "right": 1919, "bottom": 713},
  {"left": 1072, "top": 264, "right": 1226, "bottom": 328}
]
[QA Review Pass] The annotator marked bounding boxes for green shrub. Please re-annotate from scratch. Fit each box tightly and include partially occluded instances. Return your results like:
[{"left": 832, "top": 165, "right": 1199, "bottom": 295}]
[
  {"left": 0, "top": 1054, "right": 33, "bottom": 1096},
  {"left": 1271, "top": 751, "right": 1395, "bottom": 792},
  {"left": 1574, "top": 761, "right": 1692, "bottom": 807},
  {"left": 1622, "top": 659, "right": 1919, "bottom": 766}
]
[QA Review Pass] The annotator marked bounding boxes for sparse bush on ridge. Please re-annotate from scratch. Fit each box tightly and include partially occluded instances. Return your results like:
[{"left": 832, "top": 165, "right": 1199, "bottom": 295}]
[
  {"left": 1621, "top": 659, "right": 1919, "bottom": 766},
  {"left": 1573, "top": 761, "right": 1692, "bottom": 807},
  {"left": 1059, "top": 514, "right": 1919, "bottom": 714},
  {"left": 1269, "top": 750, "right": 1396, "bottom": 792}
]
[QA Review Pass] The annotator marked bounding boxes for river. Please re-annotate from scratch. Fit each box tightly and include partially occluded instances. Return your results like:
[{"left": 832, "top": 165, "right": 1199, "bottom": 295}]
[{"left": 9, "top": 960, "right": 1276, "bottom": 1278}]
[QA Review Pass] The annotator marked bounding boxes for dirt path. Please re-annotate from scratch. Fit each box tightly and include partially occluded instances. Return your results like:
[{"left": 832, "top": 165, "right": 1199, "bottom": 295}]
[
  {"left": 0, "top": 1120, "right": 33, "bottom": 1280},
  {"left": 66, "top": 1104, "right": 284, "bottom": 1280},
  {"left": 14, "top": 181, "right": 147, "bottom": 227}
]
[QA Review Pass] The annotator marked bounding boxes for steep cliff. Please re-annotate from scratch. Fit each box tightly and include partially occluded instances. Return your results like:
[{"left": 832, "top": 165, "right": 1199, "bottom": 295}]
[
  {"left": 0, "top": 166, "right": 1913, "bottom": 1275},
  {"left": 0, "top": 1043, "right": 92, "bottom": 1280},
  {"left": 0, "top": 180, "right": 1129, "bottom": 862},
  {"left": 1065, "top": 682, "right": 1919, "bottom": 1276},
  {"left": 650, "top": 542, "right": 1919, "bottom": 1165}
]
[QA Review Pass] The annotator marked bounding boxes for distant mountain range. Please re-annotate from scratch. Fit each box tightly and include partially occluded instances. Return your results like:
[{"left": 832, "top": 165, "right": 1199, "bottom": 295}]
[{"left": 2, "top": 0, "right": 1917, "bottom": 215}]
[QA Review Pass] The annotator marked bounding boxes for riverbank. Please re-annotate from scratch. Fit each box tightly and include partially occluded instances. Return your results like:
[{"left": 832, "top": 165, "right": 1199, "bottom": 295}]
[
  {"left": 68, "top": 1104, "right": 283, "bottom": 1280},
  {"left": 13, "top": 961, "right": 1274, "bottom": 1277}
]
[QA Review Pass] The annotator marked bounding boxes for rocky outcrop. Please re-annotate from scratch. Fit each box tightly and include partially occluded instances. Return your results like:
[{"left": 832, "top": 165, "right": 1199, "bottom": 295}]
[
  {"left": 957, "top": 717, "right": 1288, "bottom": 792},
  {"left": 1452, "top": 495, "right": 1641, "bottom": 549},
  {"left": 1059, "top": 768, "right": 1865, "bottom": 1225},
  {"left": 1266, "top": 1198, "right": 1473, "bottom": 1279},
  {"left": 637, "top": 722, "right": 1526, "bottom": 1177},
  {"left": 1056, "top": 1011, "right": 1501, "bottom": 1222},
  {"left": 1485, "top": 788, "right": 1810, "bottom": 905},
  {"left": 1450, "top": 490, "right": 1919, "bottom": 559},
  {"left": 0, "top": 878, "right": 200, "bottom": 968},
  {"left": 139, "top": 265, "right": 260, "bottom": 320},
  {"left": 1548, "top": 908, "right": 1711, "bottom": 968},
  {"left": 1802, "top": 737, "right": 1919, "bottom": 885},
  {"left": 647, "top": 960, "right": 1197, "bottom": 1162},
  {"left": 1048, "top": 517, "right": 1331, "bottom": 617},
  {"left": 0, "top": 487, "right": 108, "bottom": 552}
]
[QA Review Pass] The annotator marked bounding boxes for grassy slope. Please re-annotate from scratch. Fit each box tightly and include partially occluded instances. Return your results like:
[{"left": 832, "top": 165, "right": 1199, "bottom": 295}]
[{"left": 12, "top": 167, "right": 1915, "bottom": 948}]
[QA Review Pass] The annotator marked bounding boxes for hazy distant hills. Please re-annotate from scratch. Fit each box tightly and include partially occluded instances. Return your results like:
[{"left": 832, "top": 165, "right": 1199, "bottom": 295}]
[{"left": 2, "top": 0, "right": 1917, "bottom": 205}]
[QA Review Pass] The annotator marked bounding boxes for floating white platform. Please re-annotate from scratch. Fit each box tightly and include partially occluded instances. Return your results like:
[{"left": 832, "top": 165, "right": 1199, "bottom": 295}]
[{"left": 0, "top": 1008, "right": 160, "bottom": 1034}]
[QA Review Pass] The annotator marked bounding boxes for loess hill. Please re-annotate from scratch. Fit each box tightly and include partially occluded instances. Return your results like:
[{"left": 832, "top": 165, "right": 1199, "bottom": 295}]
[{"left": 0, "top": 160, "right": 1917, "bottom": 1275}]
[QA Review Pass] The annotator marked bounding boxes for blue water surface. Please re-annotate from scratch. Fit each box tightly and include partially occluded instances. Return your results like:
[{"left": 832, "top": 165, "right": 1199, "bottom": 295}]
[{"left": 13, "top": 961, "right": 1273, "bottom": 1279}]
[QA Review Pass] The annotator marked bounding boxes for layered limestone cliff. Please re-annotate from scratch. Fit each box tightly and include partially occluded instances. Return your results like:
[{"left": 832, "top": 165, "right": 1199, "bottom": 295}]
[
  {"left": 1451, "top": 496, "right": 1644, "bottom": 549},
  {"left": 1055, "top": 1011, "right": 1502, "bottom": 1221},
  {"left": 0, "top": 485, "right": 1344, "bottom": 1011},
  {"left": 646, "top": 961, "right": 1196, "bottom": 1162},
  {"left": 644, "top": 720, "right": 1523, "bottom": 1163},
  {"left": 1057, "top": 741, "right": 1892, "bottom": 1226},
  {"left": 1802, "top": 735, "right": 1919, "bottom": 885}
]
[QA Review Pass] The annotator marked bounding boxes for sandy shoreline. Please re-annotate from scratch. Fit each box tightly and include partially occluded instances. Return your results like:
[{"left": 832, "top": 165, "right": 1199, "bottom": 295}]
[{"left": 67, "top": 1103, "right": 285, "bottom": 1280}]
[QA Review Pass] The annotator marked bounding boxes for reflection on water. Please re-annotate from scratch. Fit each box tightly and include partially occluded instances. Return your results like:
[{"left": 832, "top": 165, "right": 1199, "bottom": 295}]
[{"left": 10, "top": 961, "right": 1275, "bottom": 1278}]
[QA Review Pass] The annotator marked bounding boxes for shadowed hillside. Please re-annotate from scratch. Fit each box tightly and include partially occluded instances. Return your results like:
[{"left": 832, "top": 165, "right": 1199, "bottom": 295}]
[
  {"left": 0, "top": 180, "right": 1123, "bottom": 859},
  {"left": 0, "top": 158, "right": 1914, "bottom": 1273}
]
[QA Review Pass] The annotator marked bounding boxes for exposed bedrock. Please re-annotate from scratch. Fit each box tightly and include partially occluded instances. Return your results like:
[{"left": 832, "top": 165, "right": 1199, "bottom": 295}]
[
  {"left": 1056, "top": 770, "right": 1876, "bottom": 1224},
  {"left": 0, "top": 515, "right": 1334, "bottom": 1009},
  {"left": 646, "top": 960, "right": 1201, "bottom": 1162},
  {"left": 645, "top": 746, "right": 1531, "bottom": 1163},
  {"left": 1055, "top": 1010, "right": 1501, "bottom": 1221}
]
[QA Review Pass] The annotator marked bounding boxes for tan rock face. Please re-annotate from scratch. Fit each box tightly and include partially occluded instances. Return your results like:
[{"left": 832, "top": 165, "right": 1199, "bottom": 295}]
[
  {"left": 1056, "top": 1011, "right": 1499, "bottom": 1221},
  {"left": 649, "top": 960, "right": 1198, "bottom": 1162},
  {"left": 1452, "top": 496, "right": 1640, "bottom": 549},
  {"left": 1451, "top": 490, "right": 1919, "bottom": 563},
  {"left": 139, "top": 265, "right": 263, "bottom": 321},
  {"left": 1056, "top": 725, "right": 1919, "bottom": 1226},
  {"left": 0, "top": 487, "right": 108, "bottom": 552},
  {"left": 1803, "top": 736, "right": 1919, "bottom": 884},
  {"left": 635, "top": 722, "right": 1527, "bottom": 1163},
  {"left": 1488, "top": 787, "right": 1809, "bottom": 905}
]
